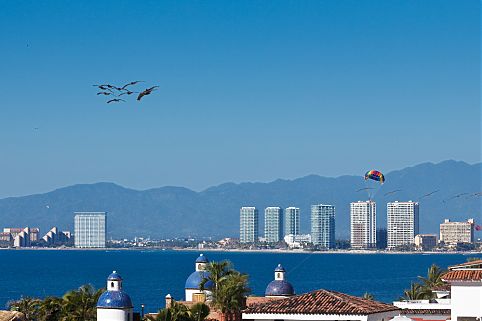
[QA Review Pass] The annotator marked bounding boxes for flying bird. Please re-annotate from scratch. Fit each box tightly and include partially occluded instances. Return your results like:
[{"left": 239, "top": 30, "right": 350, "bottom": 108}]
[
  {"left": 419, "top": 190, "right": 439, "bottom": 200},
  {"left": 107, "top": 98, "right": 125, "bottom": 104},
  {"left": 356, "top": 187, "right": 374, "bottom": 192},
  {"left": 384, "top": 189, "right": 402, "bottom": 196},
  {"left": 97, "top": 91, "right": 114, "bottom": 96},
  {"left": 121, "top": 81, "right": 144, "bottom": 90},
  {"left": 137, "top": 86, "right": 159, "bottom": 101},
  {"left": 119, "top": 90, "right": 138, "bottom": 96}
]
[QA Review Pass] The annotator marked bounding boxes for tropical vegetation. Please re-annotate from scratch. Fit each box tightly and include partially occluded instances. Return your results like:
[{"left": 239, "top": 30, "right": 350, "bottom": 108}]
[
  {"left": 200, "top": 260, "right": 251, "bottom": 321},
  {"left": 8, "top": 284, "right": 103, "bottom": 321},
  {"left": 145, "top": 301, "right": 210, "bottom": 321},
  {"left": 400, "top": 264, "right": 446, "bottom": 300}
]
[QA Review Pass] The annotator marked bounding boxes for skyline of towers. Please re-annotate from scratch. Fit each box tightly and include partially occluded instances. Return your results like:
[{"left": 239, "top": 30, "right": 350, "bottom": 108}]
[
  {"left": 74, "top": 212, "right": 107, "bottom": 248},
  {"left": 350, "top": 201, "right": 376, "bottom": 249},
  {"left": 387, "top": 201, "right": 419, "bottom": 249},
  {"left": 240, "top": 207, "right": 259, "bottom": 243},
  {"left": 284, "top": 207, "right": 300, "bottom": 237},
  {"left": 264, "top": 207, "right": 283, "bottom": 243},
  {"left": 311, "top": 204, "right": 335, "bottom": 249}
]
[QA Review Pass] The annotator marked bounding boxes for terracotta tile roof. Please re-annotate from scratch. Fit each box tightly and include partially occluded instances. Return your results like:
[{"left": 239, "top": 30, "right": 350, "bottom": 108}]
[
  {"left": 448, "top": 260, "right": 482, "bottom": 270},
  {"left": 400, "top": 309, "right": 451, "bottom": 315},
  {"left": 442, "top": 270, "right": 482, "bottom": 282},
  {"left": 243, "top": 289, "right": 399, "bottom": 315}
]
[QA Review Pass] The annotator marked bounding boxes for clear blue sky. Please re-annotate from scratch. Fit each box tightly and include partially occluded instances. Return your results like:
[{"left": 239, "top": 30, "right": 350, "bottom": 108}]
[{"left": 0, "top": 0, "right": 480, "bottom": 198}]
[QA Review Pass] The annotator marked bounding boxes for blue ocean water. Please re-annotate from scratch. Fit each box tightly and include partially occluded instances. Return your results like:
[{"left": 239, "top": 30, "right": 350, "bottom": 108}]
[{"left": 0, "top": 250, "right": 476, "bottom": 313}]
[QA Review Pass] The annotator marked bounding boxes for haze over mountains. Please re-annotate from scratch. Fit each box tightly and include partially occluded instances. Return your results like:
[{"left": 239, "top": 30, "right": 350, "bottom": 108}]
[{"left": 0, "top": 160, "right": 480, "bottom": 239}]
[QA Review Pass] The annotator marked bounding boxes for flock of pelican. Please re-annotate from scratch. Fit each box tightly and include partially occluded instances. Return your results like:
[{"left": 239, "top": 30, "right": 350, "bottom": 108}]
[{"left": 93, "top": 81, "right": 159, "bottom": 104}]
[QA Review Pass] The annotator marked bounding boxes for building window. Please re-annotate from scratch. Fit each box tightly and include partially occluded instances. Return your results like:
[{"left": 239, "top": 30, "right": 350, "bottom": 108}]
[{"left": 111, "top": 282, "right": 114, "bottom": 288}]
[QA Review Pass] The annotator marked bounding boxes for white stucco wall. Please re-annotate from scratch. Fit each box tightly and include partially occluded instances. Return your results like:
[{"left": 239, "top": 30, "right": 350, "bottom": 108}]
[
  {"left": 450, "top": 283, "right": 482, "bottom": 321},
  {"left": 242, "top": 311, "right": 398, "bottom": 321},
  {"left": 97, "top": 307, "right": 133, "bottom": 321},
  {"left": 185, "top": 289, "right": 212, "bottom": 302}
]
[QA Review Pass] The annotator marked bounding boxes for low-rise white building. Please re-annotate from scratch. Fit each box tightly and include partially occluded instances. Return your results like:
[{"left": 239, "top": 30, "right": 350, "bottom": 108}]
[{"left": 442, "top": 259, "right": 482, "bottom": 321}]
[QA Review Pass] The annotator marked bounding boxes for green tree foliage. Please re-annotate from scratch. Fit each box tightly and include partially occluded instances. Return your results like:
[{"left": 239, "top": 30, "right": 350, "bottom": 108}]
[
  {"left": 200, "top": 260, "right": 251, "bottom": 321},
  {"left": 146, "top": 301, "right": 210, "bottom": 321},
  {"left": 9, "top": 284, "right": 103, "bottom": 321},
  {"left": 401, "top": 264, "right": 447, "bottom": 300}
]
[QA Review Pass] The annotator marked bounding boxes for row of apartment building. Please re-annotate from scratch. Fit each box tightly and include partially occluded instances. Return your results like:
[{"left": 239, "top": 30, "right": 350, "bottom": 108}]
[{"left": 240, "top": 201, "right": 476, "bottom": 249}]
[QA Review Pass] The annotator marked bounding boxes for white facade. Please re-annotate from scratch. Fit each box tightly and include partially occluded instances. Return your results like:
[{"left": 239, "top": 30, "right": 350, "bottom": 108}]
[
  {"left": 97, "top": 308, "right": 132, "bottom": 321},
  {"left": 240, "top": 207, "right": 259, "bottom": 243},
  {"left": 311, "top": 204, "right": 335, "bottom": 248},
  {"left": 264, "top": 207, "right": 283, "bottom": 243},
  {"left": 450, "top": 283, "right": 482, "bottom": 321},
  {"left": 350, "top": 201, "right": 376, "bottom": 249},
  {"left": 243, "top": 311, "right": 398, "bottom": 321},
  {"left": 387, "top": 201, "right": 419, "bottom": 249},
  {"left": 74, "top": 212, "right": 106, "bottom": 248},
  {"left": 285, "top": 207, "right": 300, "bottom": 237},
  {"left": 440, "top": 219, "right": 474, "bottom": 244},
  {"left": 284, "top": 234, "right": 311, "bottom": 248}
]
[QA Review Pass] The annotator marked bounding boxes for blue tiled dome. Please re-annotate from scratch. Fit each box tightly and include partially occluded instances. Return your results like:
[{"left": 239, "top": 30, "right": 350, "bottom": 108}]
[
  {"left": 97, "top": 291, "right": 133, "bottom": 308},
  {"left": 195, "top": 254, "right": 209, "bottom": 263},
  {"left": 274, "top": 264, "right": 285, "bottom": 272},
  {"left": 185, "top": 271, "right": 214, "bottom": 290},
  {"left": 265, "top": 280, "right": 294, "bottom": 297},
  {"left": 107, "top": 271, "right": 122, "bottom": 281}
]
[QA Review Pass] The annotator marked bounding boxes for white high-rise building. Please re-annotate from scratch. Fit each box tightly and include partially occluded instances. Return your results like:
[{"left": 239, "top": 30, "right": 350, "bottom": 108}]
[
  {"left": 240, "top": 207, "right": 259, "bottom": 243},
  {"left": 264, "top": 207, "right": 283, "bottom": 243},
  {"left": 350, "top": 201, "right": 376, "bottom": 249},
  {"left": 311, "top": 204, "right": 335, "bottom": 249},
  {"left": 74, "top": 212, "right": 106, "bottom": 248},
  {"left": 284, "top": 207, "right": 300, "bottom": 237},
  {"left": 387, "top": 201, "right": 419, "bottom": 249}
]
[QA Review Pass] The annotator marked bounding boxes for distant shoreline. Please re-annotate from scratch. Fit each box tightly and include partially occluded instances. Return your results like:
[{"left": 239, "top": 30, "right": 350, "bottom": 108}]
[{"left": 1, "top": 247, "right": 480, "bottom": 255}]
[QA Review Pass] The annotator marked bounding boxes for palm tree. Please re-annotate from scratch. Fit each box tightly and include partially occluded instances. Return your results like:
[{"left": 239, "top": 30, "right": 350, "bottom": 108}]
[
  {"left": 402, "top": 283, "right": 428, "bottom": 300},
  {"left": 38, "top": 297, "right": 63, "bottom": 321},
  {"left": 200, "top": 261, "right": 250, "bottom": 321},
  {"left": 9, "top": 297, "right": 40, "bottom": 321},
  {"left": 418, "top": 264, "right": 446, "bottom": 291},
  {"left": 189, "top": 303, "right": 210, "bottom": 321},
  {"left": 62, "top": 284, "right": 103, "bottom": 321},
  {"left": 362, "top": 292, "right": 374, "bottom": 300},
  {"left": 146, "top": 301, "right": 210, "bottom": 321},
  {"left": 200, "top": 260, "right": 234, "bottom": 292}
]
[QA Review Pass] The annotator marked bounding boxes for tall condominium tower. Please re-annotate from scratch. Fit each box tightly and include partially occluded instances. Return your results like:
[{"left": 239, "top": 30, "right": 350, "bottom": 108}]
[
  {"left": 284, "top": 207, "right": 300, "bottom": 237},
  {"left": 264, "top": 207, "right": 283, "bottom": 243},
  {"left": 74, "top": 212, "right": 107, "bottom": 248},
  {"left": 350, "top": 201, "right": 377, "bottom": 249},
  {"left": 311, "top": 204, "right": 335, "bottom": 249},
  {"left": 387, "top": 201, "right": 419, "bottom": 249},
  {"left": 240, "top": 207, "right": 259, "bottom": 243}
]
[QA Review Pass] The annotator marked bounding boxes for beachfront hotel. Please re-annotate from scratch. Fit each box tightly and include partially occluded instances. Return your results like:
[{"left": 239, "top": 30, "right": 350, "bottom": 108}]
[
  {"left": 74, "top": 212, "right": 107, "bottom": 248},
  {"left": 387, "top": 201, "right": 419, "bottom": 249},
  {"left": 310, "top": 204, "right": 335, "bottom": 249},
  {"left": 240, "top": 207, "right": 259, "bottom": 243},
  {"left": 439, "top": 218, "right": 474, "bottom": 245},
  {"left": 284, "top": 207, "right": 300, "bottom": 237},
  {"left": 264, "top": 207, "right": 283, "bottom": 243},
  {"left": 350, "top": 201, "right": 376, "bottom": 249}
]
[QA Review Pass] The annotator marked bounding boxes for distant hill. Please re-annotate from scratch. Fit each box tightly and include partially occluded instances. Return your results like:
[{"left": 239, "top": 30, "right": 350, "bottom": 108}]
[{"left": 0, "top": 160, "right": 480, "bottom": 239}]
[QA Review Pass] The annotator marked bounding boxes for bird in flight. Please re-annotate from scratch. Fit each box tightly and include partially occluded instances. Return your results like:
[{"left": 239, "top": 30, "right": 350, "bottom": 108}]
[
  {"left": 384, "top": 189, "right": 402, "bottom": 196},
  {"left": 356, "top": 187, "right": 374, "bottom": 192},
  {"left": 97, "top": 91, "right": 114, "bottom": 96},
  {"left": 121, "top": 81, "right": 144, "bottom": 90},
  {"left": 137, "top": 86, "right": 159, "bottom": 101},
  {"left": 419, "top": 189, "right": 439, "bottom": 200},
  {"left": 119, "top": 90, "right": 138, "bottom": 96},
  {"left": 107, "top": 98, "right": 125, "bottom": 104}
]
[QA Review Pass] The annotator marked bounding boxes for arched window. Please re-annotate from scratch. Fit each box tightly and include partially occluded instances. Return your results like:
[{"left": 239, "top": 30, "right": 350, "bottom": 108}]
[
  {"left": 277, "top": 273, "right": 281, "bottom": 278},
  {"left": 111, "top": 282, "right": 114, "bottom": 288}
]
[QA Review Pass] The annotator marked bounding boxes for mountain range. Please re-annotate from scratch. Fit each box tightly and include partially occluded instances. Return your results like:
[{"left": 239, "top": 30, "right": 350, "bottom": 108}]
[{"left": 0, "top": 160, "right": 480, "bottom": 239}]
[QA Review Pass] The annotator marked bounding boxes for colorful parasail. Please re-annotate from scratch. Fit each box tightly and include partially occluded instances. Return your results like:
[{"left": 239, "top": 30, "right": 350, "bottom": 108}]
[
  {"left": 476, "top": 225, "right": 481, "bottom": 231},
  {"left": 364, "top": 170, "right": 385, "bottom": 184}
]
